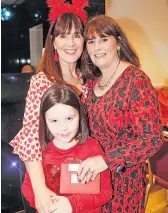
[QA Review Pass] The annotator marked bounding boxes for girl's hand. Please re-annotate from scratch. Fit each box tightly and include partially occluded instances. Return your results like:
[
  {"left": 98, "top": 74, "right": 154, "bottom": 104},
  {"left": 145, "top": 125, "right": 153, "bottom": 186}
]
[
  {"left": 50, "top": 196, "right": 72, "bottom": 213},
  {"left": 34, "top": 186, "right": 57, "bottom": 213},
  {"left": 77, "top": 155, "right": 108, "bottom": 183}
]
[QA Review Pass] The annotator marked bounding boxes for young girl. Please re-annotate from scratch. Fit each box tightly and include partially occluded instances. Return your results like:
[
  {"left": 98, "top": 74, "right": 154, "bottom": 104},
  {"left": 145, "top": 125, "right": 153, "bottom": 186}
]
[{"left": 22, "top": 84, "right": 112, "bottom": 213}]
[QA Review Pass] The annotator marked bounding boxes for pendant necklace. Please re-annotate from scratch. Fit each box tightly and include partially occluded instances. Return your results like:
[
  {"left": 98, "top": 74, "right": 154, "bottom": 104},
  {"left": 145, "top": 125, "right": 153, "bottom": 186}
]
[{"left": 98, "top": 59, "right": 121, "bottom": 90}]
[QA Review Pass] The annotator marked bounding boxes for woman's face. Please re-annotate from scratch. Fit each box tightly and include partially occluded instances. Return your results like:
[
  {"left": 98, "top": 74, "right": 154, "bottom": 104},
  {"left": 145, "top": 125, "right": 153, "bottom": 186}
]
[
  {"left": 54, "top": 25, "right": 84, "bottom": 64},
  {"left": 86, "top": 33, "right": 118, "bottom": 70}
]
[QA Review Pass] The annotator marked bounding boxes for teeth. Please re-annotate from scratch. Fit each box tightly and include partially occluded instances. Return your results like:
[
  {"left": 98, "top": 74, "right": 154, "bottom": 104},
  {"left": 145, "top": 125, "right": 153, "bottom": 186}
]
[
  {"left": 95, "top": 53, "right": 106, "bottom": 58},
  {"left": 65, "top": 50, "right": 76, "bottom": 53}
]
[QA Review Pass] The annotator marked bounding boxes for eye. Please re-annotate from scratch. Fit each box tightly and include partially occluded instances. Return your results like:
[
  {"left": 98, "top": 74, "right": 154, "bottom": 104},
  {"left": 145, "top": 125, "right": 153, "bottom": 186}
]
[
  {"left": 67, "top": 116, "right": 73, "bottom": 121},
  {"left": 101, "top": 37, "right": 108, "bottom": 42},
  {"left": 59, "top": 34, "right": 66, "bottom": 38},
  {"left": 51, "top": 119, "right": 58, "bottom": 123},
  {"left": 74, "top": 33, "right": 82, "bottom": 38},
  {"left": 87, "top": 40, "right": 94, "bottom": 45}
]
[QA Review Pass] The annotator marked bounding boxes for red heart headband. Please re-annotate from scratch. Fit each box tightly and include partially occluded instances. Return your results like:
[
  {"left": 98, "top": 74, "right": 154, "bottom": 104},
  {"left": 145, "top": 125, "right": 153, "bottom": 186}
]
[{"left": 47, "top": 0, "right": 89, "bottom": 24}]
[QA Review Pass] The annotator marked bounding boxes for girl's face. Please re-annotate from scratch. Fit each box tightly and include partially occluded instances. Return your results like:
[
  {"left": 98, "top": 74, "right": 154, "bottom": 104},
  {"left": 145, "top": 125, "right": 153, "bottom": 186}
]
[
  {"left": 53, "top": 24, "right": 84, "bottom": 64},
  {"left": 86, "top": 34, "right": 118, "bottom": 70},
  {"left": 45, "top": 103, "right": 79, "bottom": 144}
]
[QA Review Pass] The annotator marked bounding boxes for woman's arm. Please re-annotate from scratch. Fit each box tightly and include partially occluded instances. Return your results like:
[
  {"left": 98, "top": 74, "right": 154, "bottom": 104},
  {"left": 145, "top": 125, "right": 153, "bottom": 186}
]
[{"left": 24, "top": 161, "right": 57, "bottom": 213}]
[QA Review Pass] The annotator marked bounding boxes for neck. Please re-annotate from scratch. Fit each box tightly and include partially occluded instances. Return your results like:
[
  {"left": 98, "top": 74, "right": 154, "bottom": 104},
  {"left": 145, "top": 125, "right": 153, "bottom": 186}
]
[
  {"left": 59, "top": 59, "right": 77, "bottom": 79},
  {"left": 100, "top": 57, "right": 120, "bottom": 79},
  {"left": 53, "top": 138, "right": 78, "bottom": 150}
]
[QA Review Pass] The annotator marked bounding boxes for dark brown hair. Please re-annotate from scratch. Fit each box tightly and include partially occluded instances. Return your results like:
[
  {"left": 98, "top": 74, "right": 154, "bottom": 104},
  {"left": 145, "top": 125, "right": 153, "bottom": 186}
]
[
  {"left": 37, "top": 13, "right": 85, "bottom": 84},
  {"left": 83, "top": 15, "right": 140, "bottom": 79},
  {"left": 39, "top": 84, "right": 89, "bottom": 147}
]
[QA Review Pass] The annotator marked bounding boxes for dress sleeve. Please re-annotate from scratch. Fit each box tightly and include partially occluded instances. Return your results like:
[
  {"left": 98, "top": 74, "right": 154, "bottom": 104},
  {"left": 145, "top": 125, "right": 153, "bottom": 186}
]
[
  {"left": 68, "top": 138, "right": 112, "bottom": 213},
  {"left": 9, "top": 73, "right": 52, "bottom": 161},
  {"left": 104, "top": 72, "right": 164, "bottom": 171}
]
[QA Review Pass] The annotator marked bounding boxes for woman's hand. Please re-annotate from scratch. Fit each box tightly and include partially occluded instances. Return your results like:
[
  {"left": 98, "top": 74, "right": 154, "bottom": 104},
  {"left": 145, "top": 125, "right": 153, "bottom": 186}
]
[
  {"left": 34, "top": 186, "right": 57, "bottom": 213},
  {"left": 77, "top": 155, "right": 108, "bottom": 183},
  {"left": 50, "top": 196, "right": 72, "bottom": 213}
]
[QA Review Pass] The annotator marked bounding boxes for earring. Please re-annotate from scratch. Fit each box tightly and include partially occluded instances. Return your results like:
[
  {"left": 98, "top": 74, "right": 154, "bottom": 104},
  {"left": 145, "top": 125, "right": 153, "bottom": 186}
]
[
  {"left": 54, "top": 51, "right": 58, "bottom": 61},
  {"left": 117, "top": 46, "right": 121, "bottom": 58}
]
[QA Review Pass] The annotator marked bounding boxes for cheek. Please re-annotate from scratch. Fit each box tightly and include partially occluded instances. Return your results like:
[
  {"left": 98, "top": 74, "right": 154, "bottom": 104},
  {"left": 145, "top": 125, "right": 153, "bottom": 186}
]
[
  {"left": 86, "top": 45, "right": 94, "bottom": 56},
  {"left": 69, "top": 119, "right": 79, "bottom": 132},
  {"left": 77, "top": 40, "right": 84, "bottom": 51},
  {"left": 47, "top": 123, "right": 58, "bottom": 134}
]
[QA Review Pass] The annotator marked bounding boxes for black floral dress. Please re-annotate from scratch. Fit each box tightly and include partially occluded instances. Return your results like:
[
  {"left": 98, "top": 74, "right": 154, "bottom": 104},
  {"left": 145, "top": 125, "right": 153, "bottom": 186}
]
[{"left": 83, "top": 65, "right": 163, "bottom": 213}]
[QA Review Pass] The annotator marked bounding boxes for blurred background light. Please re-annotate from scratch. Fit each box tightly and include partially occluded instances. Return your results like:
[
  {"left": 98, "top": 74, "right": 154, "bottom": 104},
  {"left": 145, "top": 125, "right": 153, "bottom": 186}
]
[
  {"left": 20, "top": 58, "right": 26, "bottom": 64},
  {"left": 1, "top": 7, "right": 13, "bottom": 21},
  {"left": 11, "top": 161, "right": 17, "bottom": 167}
]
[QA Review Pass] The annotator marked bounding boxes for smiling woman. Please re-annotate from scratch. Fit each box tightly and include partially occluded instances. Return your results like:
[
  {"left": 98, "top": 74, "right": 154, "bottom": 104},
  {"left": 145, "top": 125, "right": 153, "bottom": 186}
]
[
  {"left": 9, "top": 0, "right": 89, "bottom": 211},
  {"left": 78, "top": 15, "right": 164, "bottom": 213}
]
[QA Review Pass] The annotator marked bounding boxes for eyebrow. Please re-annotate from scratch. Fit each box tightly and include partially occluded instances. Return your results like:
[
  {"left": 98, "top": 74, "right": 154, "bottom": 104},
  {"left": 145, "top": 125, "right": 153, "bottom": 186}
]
[
  {"left": 60, "top": 32, "right": 82, "bottom": 35},
  {"left": 48, "top": 114, "right": 75, "bottom": 119},
  {"left": 87, "top": 35, "right": 109, "bottom": 40}
]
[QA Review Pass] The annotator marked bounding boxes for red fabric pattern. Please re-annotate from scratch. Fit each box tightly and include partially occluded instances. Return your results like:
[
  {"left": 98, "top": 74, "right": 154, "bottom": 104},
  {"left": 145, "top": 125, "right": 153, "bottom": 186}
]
[
  {"left": 9, "top": 71, "right": 87, "bottom": 161},
  {"left": 83, "top": 65, "right": 164, "bottom": 213},
  {"left": 22, "top": 137, "right": 112, "bottom": 213}
]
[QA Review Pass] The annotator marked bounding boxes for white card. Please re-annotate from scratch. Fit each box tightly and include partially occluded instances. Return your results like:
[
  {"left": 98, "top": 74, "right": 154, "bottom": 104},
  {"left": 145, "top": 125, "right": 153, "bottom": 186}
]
[{"left": 68, "top": 164, "right": 79, "bottom": 172}]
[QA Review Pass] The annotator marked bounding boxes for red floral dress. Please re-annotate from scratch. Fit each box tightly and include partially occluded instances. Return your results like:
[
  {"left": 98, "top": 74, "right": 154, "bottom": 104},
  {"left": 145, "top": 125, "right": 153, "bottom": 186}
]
[
  {"left": 9, "top": 71, "right": 87, "bottom": 161},
  {"left": 83, "top": 65, "right": 164, "bottom": 213}
]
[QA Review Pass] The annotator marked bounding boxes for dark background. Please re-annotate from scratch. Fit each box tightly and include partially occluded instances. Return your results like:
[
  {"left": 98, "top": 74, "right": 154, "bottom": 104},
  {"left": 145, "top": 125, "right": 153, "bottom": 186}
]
[{"left": 1, "top": 0, "right": 105, "bottom": 212}]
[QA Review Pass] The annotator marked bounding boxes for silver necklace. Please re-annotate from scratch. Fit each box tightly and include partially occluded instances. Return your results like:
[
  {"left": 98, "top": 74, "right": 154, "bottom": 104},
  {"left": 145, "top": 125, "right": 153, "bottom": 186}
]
[{"left": 98, "top": 60, "right": 120, "bottom": 90}]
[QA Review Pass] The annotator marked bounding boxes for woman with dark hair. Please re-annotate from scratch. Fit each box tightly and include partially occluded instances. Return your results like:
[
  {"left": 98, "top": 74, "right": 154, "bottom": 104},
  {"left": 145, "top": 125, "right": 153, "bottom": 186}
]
[
  {"left": 77, "top": 15, "right": 164, "bottom": 213},
  {"left": 9, "top": 0, "right": 89, "bottom": 212},
  {"left": 22, "top": 84, "right": 112, "bottom": 213}
]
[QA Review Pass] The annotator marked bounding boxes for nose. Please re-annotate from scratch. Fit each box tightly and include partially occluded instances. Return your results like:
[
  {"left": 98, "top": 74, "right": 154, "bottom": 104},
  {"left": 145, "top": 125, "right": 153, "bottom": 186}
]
[
  {"left": 67, "top": 35, "right": 75, "bottom": 47},
  {"left": 59, "top": 122, "right": 68, "bottom": 131},
  {"left": 94, "top": 40, "right": 101, "bottom": 51}
]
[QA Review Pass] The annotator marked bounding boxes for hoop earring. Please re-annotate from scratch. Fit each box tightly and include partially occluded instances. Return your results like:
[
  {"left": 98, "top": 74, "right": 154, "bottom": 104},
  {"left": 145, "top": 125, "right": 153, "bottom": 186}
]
[{"left": 54, "top": 51, "right": 58, "bottom": 61}]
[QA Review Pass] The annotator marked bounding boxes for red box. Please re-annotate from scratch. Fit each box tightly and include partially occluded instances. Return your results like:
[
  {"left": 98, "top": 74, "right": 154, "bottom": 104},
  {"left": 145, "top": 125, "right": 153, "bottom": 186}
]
[{"left": 60, "top": 163, "right": 100, "bottom": 194}]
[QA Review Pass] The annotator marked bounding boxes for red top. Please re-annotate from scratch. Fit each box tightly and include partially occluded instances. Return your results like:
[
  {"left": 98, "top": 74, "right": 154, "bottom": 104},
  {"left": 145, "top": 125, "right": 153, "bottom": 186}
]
[
  {"left": 22, "top": 137, "right": 112, "bottom": 213},
  {"left": 83, "top": 65, "right": 164, "bottom": 213},
  {"left": 9, "top": 71, "right": 87, "bottom": 161}
]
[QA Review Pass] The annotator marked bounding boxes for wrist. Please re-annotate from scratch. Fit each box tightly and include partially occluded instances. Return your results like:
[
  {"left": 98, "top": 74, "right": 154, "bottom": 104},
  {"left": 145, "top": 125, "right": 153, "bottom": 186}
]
[{"left": 33, "top": 183, "right": 47, "bottom": 193}]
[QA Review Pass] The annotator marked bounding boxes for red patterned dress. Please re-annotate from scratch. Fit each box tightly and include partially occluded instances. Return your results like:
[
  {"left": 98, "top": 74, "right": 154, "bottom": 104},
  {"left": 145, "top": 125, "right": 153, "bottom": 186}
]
[
  {"left": 84, "top": 65, "right": 164, "bottom": 213},
  {"left": 22, "top": 137, "right": 112, "bottom": 213},
  {"left": 9, "top": 71, "right": 87, "bottom": 161}
]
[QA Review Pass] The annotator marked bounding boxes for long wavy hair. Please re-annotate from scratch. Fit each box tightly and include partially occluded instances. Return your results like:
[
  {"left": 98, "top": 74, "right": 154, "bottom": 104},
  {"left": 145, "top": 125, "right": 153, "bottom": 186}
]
[
  {"left": 37, "top": 13, "right": 85, "bottom": 85},
  {"left": 83, "top": 15, "right": 141, "bottom": 79}
]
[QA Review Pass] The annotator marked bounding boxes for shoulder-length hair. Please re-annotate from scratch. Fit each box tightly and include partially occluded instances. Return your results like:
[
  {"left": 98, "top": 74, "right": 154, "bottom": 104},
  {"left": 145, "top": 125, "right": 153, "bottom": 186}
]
[
  {"left": 36, "top": 13, "right": 85, "bottom": 84},
  {"left": 39, "top": 84, "right": 89, "bottom": 147},
  {"left": 83, "top": 15, "right": 141, "bottom": 79}
]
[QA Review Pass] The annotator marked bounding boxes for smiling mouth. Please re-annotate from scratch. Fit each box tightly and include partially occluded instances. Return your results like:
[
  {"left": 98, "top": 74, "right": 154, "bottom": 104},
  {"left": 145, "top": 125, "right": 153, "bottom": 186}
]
[
  {"left": 64, "top": 49, "right": 77, "bottom": 54},
  {"left": 95, "top": 53, "right": 106, "bottom": 58}
]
